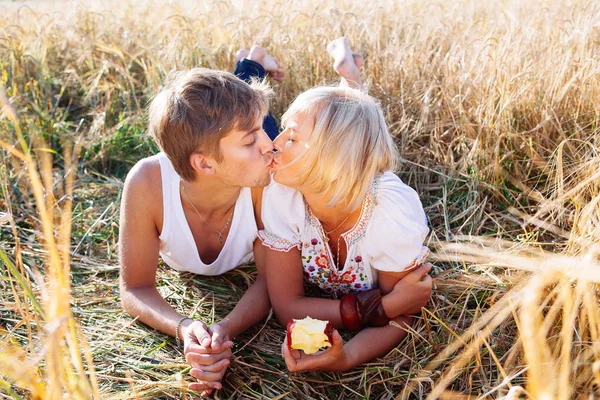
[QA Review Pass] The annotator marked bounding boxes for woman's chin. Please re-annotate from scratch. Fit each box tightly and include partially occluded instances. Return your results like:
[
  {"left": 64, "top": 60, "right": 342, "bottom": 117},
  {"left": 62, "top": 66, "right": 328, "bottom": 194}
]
[
  {"left": 271, "top": 170, "right": 283, "bottom": 183},
  {"left": 271, "top": 171, "right": 296, "bottom": 188}
]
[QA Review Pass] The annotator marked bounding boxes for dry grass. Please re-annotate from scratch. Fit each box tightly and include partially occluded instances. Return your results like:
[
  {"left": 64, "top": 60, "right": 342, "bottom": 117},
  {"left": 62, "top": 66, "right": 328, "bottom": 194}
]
[{"left": 1, "top": 0, "right": 599, "bottom": 398}]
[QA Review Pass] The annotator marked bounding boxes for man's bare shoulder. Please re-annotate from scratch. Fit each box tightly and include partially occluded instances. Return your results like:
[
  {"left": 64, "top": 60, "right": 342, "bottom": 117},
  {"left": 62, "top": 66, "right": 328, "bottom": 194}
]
[
  {"left": 122, "top": 155, "right": 163, "bottom": 223},
  {"left": 124, "top": 155, "right": 162, "bottom": 192}
]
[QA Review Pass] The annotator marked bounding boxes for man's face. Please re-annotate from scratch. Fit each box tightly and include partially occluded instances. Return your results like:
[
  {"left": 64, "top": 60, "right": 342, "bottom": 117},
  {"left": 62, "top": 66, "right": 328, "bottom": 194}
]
[{"left": 213, "top": 119, "right": 274, "bottom": 188}]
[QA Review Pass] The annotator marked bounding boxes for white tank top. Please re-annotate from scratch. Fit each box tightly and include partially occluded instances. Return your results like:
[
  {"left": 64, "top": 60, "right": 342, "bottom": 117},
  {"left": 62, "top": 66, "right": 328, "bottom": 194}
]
[{"left": 157, "top": 153, "right": 256, "bottom": 275}]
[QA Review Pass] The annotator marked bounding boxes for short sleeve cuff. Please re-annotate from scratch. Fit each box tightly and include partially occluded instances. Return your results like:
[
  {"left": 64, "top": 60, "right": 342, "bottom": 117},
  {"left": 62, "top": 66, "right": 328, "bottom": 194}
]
[
  {"left": 400, "top": 247, "right": 430, "bottom": 273},
  {"left": 258, "top": 230, "right": 301, "bottom": 252},
  {"left": 373, "top": 246, "right": 430, "bottom": 273}
]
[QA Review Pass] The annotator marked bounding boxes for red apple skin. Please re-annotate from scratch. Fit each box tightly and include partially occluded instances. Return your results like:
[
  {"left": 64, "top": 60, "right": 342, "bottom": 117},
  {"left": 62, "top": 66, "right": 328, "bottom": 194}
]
[
  {"left": 286, "top": 320, "right": 295, "bottom": 351},
  {"left": 324, "top": 322, "right": 334, "bottom": 343},
  {"left": 286, "top": 319, "right": 334, "bottom": 352}
]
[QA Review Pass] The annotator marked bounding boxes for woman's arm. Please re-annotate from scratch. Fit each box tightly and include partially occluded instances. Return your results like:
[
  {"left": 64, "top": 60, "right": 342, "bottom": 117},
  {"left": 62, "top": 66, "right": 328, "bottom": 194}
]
[
  {"left": 283, "top": 315, "right": 414, "bottom": 372},
  {"left": 380, "top": 264, "right": 433, "bottom": 319},
  {"left": 265, "top": 246, "right": 344, "bottom": 328}
]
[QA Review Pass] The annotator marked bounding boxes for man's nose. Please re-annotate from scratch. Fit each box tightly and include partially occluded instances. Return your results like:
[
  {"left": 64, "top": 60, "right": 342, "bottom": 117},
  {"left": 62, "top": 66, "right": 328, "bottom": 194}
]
[
  {"left": 258, "top": 129, "right": 275, "bottom": 154},
  {"left": 271, "top": 132, "right": 284, "bottom": 152}
]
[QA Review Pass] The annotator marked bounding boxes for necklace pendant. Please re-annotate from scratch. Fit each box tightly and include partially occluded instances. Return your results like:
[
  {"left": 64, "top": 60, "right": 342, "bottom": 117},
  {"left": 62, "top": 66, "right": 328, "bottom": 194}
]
[{"left": 218, "top": 235, "right": 223, "bottom": 244}]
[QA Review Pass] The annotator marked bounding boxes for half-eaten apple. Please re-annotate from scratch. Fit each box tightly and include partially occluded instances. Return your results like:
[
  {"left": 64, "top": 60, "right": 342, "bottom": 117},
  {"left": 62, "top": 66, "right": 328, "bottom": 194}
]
[{"left": 286, "top": 316, "right": 334, "bottom": 354}]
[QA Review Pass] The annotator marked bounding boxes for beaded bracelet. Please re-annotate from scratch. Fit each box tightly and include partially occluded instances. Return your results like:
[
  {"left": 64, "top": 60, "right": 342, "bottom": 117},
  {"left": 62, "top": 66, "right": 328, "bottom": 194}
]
[{"left": 175, "top": 316, "right": 191, "bottom": 349}]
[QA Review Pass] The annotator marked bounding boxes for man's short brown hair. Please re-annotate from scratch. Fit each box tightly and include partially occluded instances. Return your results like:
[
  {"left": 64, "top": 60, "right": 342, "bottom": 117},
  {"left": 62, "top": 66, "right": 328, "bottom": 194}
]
[{"left": 148, "top": 68, "right": 272, "bottom": 181}]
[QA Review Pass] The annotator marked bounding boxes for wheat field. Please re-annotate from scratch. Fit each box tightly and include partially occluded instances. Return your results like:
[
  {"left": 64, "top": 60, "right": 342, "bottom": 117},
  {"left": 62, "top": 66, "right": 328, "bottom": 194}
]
[{"left": 1, "top": 0, "right": 600, "bottom": 398}]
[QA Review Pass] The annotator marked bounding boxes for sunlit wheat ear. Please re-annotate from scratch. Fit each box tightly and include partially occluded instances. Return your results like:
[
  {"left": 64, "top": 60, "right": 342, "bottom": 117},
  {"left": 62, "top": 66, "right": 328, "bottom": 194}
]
[
  {"left": 2, "top": 0, "right": 600, "bottom": 398},
  {"left": 1, "top": 87, "right": 99, "bottom": 399}
]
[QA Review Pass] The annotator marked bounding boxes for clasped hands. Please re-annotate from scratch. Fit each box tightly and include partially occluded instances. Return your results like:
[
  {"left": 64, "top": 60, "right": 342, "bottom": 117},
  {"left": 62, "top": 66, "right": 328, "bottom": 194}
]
[{"left": 181, "top": 320, "right": 233, "bottom": 396}]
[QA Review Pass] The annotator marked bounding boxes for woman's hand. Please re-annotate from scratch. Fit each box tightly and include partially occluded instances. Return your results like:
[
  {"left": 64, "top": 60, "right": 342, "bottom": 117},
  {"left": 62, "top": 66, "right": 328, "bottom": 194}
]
[
  {"left": 182, "top": 321, "right": 234, "bottom": 396},
  {"left": 382, "top": 263, "right": 433, "bottom": 318},
  {"left": 282, "top": 330, "right": 350, "bottom": 372}
]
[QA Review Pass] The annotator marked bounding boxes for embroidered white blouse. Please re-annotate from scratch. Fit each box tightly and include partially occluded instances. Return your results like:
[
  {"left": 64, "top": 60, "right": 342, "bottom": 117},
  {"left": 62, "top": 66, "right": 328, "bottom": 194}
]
[{"left": 258, "top": 172, "right": 430, "bottom": 296}]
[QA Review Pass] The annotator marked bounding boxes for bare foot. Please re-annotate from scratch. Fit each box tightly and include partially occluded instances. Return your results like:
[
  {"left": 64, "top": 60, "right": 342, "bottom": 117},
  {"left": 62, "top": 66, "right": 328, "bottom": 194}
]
[
  {"left": 353, "top": 53, "right": 364, "bottom": 69},
  {"left": 247, "top": 45, "right": 286, "bottom": 82},
  {"left": 327, "top": 37, "right": 362, "bottom": 87},
  {"left": 235, "top": 49, "right": 249, "bottom": 63}
]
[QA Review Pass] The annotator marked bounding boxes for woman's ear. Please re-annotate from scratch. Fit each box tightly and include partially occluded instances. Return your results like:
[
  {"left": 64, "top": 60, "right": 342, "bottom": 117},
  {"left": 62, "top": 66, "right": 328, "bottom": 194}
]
[{"left": 189, "top": 152, "right": 216, "bottom": 176}]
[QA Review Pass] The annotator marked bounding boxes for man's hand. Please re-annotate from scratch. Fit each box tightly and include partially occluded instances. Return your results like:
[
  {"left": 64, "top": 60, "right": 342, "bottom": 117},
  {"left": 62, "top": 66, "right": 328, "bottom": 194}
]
[
  {"left": 382, "top": 263, "right": 433, "bottom": 318},
  {"left": 182, "top": 321, "right": 234, "bottom": 395},
  {"left": 282, "top": 330, "right": 350, "bottom": 372}
]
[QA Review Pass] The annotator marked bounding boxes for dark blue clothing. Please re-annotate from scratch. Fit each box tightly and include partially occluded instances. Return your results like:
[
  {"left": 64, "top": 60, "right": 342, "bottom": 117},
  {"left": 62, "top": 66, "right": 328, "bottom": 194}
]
[{"left": 234, "top": 59, "right": 279, "bottom": 140}]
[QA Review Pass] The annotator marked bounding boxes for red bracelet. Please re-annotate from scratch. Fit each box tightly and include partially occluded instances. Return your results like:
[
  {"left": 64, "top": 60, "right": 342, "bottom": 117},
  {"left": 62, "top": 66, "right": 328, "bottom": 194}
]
[{"left": 340, "top": 292, "right": 362, "bottom": 331}]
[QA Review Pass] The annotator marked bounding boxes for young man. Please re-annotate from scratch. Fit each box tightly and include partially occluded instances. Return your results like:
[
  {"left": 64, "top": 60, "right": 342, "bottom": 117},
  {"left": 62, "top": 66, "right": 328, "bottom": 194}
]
[{"left": 119, "top": 47, "right": 282, "bottom": 395}]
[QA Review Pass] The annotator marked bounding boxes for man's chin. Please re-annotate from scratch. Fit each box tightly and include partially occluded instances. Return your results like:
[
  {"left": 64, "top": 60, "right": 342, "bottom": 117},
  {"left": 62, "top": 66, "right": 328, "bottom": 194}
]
[{"left": 248, "top": 172, "right": 272, "bottom": 188}]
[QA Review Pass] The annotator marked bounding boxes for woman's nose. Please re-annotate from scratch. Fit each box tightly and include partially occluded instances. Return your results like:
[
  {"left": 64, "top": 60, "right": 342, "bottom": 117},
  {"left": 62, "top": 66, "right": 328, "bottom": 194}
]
[{"left": 272, "top": 132, "right": 284, "bottom": 152}]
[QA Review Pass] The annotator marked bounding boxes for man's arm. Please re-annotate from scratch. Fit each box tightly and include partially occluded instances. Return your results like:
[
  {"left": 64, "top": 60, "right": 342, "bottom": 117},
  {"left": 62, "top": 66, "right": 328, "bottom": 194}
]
[
  {"left": 119, "top": 159, "right": 190, "bottom": 337},
  {"left": 119, "top": 159, "right": 226, "bottom": 393},
  {"left": 209, "top": 239, "right": 271, "bottom": 339}
]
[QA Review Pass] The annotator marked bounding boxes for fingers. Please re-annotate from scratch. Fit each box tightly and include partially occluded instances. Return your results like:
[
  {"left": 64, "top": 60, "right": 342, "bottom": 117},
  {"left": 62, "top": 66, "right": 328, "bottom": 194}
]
[
  {"left": 330, "top": 330, "right": 343, "bottom": 347},
  {"left": 209, "top": 328, "right": 233, "bottom": 352},
  {"left": 352, "top": 53, "right": 364, "bottom": 68},
  {"left": 190, "top": 358, "right": 230, "bottom": 373},
  {"left": 190, "top": 367, "right": 227, "bottom": 384},
  {"left": 191, "top": 322, "right": 212, "bottom": 348},
  {"left": 188, "top": 378, "right": 222, "bottom": 391},
  {"left": 185, "top": 340, "right": 232, "bottom": 355},
  {"left": 188, "top": 381, "right": 215, "bottom": 393},
  {"left": 186, "top": 347, "right": 232, "bottom": 366},
  {"left": 406, "top": 263, "right": 433, "bottom": 283},
  {"left": 421, "top": 274, "right": 433, "bottom": 286},
  {"left": 281, "top": 338, "right": 299, "bottom": 372}
]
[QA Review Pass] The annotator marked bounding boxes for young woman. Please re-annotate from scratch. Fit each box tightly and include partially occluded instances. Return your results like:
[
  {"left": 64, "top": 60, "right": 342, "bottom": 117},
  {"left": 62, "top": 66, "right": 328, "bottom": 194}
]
[{"left": 260, "top": 38, "right": 432, "bottom": 372}]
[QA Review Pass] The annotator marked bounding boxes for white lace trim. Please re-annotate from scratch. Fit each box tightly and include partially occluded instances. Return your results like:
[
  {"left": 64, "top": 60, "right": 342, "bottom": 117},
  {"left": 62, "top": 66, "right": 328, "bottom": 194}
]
[{"left": 257, "top": 230, "right": 301, "bottom": 252}]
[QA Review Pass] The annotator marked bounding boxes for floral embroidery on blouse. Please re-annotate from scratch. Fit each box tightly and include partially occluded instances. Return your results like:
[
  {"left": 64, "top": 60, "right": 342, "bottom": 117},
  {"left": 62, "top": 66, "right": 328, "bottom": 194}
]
[{"left": 301, "top": 237, "right": 369, "bottom": 296}]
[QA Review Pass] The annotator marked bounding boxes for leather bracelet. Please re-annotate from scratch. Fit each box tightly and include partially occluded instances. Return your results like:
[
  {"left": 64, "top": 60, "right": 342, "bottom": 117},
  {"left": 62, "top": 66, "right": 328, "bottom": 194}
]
[
  {"left": 339, "top": 292, "right": 362, "bottom": 331},
  {"left": 356, "top": 289, "right": 389, "bottom": 327},
  {"left": 175, "top": 316, "right": 191, "bottom": 349}
]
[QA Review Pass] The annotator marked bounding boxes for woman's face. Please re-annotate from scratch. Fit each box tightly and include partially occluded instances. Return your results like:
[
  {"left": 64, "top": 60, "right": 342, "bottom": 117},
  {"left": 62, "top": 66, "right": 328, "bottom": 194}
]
[{"left": 271, "top": 110, "right": 314, "bottom": 188}]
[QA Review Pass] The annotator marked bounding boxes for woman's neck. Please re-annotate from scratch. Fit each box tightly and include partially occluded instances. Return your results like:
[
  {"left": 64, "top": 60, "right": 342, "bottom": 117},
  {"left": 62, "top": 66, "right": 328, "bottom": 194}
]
[{"left": 301, "top": 188, "right": 361, "bottom": 233}]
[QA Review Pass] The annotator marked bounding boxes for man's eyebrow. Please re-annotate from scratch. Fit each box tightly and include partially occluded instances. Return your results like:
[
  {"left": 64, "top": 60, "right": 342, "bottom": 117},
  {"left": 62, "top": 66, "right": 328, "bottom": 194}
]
[{"left": 242, "top": 127, "right": 261, "bottom": 138}]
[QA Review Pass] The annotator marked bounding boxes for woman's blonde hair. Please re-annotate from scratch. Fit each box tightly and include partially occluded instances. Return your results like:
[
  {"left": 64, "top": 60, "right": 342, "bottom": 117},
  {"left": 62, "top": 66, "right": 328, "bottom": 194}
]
[{"left": 282, "top": 86, "right": 399, "bottom": 211}]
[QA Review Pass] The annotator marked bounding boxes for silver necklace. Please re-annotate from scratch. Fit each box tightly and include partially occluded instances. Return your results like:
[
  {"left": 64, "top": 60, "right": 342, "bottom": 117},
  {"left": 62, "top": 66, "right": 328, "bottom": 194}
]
[
  {"left": 180, "top": 180, "right": 233, "bottom": 244},
  {"left": 323, "top": 213, "right": 352, "bottom": 269}
]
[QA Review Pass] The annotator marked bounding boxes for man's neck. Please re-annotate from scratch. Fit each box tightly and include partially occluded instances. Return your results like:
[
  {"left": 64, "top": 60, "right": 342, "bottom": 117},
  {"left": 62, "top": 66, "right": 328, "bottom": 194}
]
[{"left": 180, "top": 176, "right": 241, "bottom": 217}]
